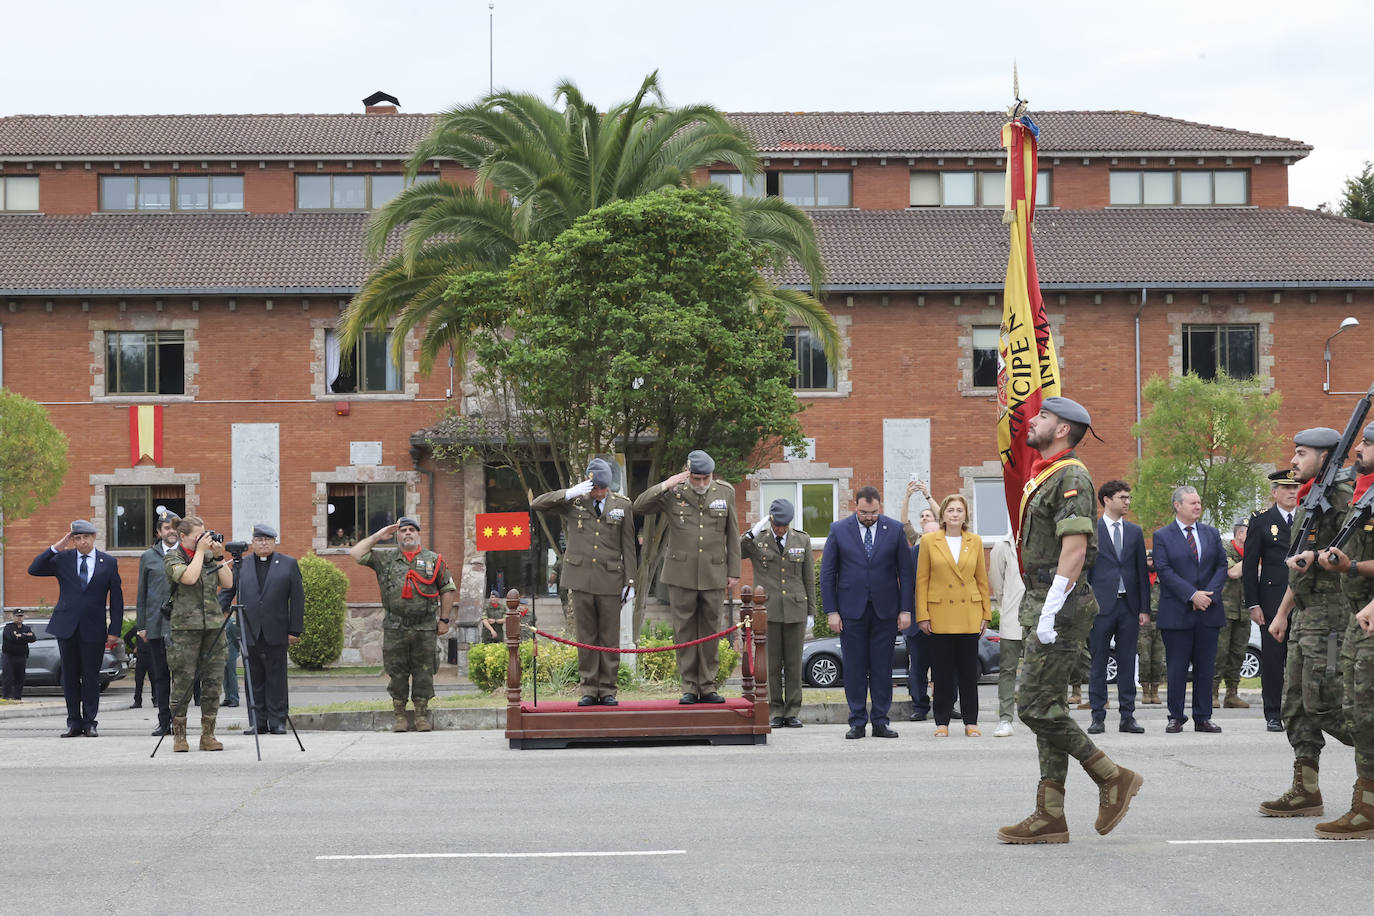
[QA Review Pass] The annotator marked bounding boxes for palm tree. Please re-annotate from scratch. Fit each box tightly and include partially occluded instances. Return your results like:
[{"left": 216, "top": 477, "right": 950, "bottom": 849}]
[{"left": 340, "top": 71, "right": 836, "bottom": 371}]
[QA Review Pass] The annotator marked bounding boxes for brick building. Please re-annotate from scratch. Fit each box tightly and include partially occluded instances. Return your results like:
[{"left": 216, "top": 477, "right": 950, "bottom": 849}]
[{"left": 2, "top": 103, "right": 1372, "bottom": 660}]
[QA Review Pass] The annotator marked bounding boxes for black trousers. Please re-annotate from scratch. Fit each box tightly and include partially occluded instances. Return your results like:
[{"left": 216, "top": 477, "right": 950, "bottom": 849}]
[
  {"left": 132, "top": 634, "right": 149, "bottom": 701},
  {"left": 905, "top": 624, "right": 931, "bottom": 711},
  {"left": 2, "top": 653, "right": 27, "bottom": 699},
  {"left": 246, "top": 639, "right": 290, "bottom": 727},
  {"left": 1259, "top": 605, "right": 1287, "bottom": 720},
  {"left": 1088, "top": 597, "right": 1140, "bottom": 720},
  {"left": 145, "top": 637, "right": 171, "bottom": 728},
  {"left": 929, "top": 632, "right": 981, "bottom": 725}
]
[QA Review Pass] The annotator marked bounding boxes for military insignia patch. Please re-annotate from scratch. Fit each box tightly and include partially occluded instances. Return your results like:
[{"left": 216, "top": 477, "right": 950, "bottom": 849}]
[
  {"left": 1063, "top": 489, "right": 1078, "bottom": 498},
  {"left": 709, "top": 499, "right": 728, "bottom": 510},
  {"left": 608, "top": 508, "right": 625, "bottom": 520},
  {"left": 1271, "top": 524, "right": 1279, "bottom": 537}
]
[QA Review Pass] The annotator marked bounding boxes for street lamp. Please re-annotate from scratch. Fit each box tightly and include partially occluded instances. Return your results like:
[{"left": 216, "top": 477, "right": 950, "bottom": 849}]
[{"left": 1324, "top": 316, "right": 1360, "bottom": 392}]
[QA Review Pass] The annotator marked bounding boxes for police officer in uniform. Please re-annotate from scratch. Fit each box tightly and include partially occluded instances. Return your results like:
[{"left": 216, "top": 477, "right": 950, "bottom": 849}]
[
  {"left": 531, "top": 458, "right": 637, "bottom": 706},
  {"left": 998, "top": 397, "right": 1142, "bottom": 845},
  {"left": 164, "top": 516, "right": 234, "bottom": 753},
  {"left": 1261, "top": 427, "right": 1356, "bottom": 817},
  {"left": 741, "top": 498, "right": 815, "bottom": 728},
  {"left": 1, "top": 610, "right": 37, "bottom": 699},
  {"left": 1244, "top": 469, "right": 1300, "bottom": 731},
  {"left": 351, "top": 516, "right": 455, "bottom": 732},
  {"left": 634, "top": 449, "right": 740, "bottom": 704}
]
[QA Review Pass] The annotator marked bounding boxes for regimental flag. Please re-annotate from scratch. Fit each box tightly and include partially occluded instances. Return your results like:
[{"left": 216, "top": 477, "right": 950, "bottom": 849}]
[
  {"left": 475, "top": 511, "right": 532, "bottom": 551},
  {"left": 997, "top": 115, "right": 1061, "bottom": 540},
  {"left": 128, "top": 405, "right": 163, "bottom": 466}
]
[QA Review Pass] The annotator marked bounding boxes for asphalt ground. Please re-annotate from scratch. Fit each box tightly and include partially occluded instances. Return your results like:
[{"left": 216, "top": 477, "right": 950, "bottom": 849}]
[{"left": 1, "top": 685, "right": 1366, "bottom": 916}]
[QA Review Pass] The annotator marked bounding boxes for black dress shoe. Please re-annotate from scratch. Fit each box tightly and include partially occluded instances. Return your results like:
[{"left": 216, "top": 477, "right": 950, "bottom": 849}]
[
  {"left": 1194, "top": 719, "right": 1222, "bottom": 733},
  {"left": 150, "top": 724, "right": 171, "bottom": 737},
  {"left": 599, "top": 696, "right": 618, "bottom": 707},
  {"left": 60, "top": 727, "right": 83, "bottom": 738},
  {"left": 1267, "top": 718, "right": 1284, "bottom": 732},
  {"left": 578, "top": 695, "right": 598, "bottom": 707},
  {"left": 83, "top": 726, "right": 99, "bottom": 737},
  {"left": 222, "top": 700, "right": 239, "bottom": 708},
  {"left": 1119, "top": 717, "right": 1145, "bottom": 734},
  {"left": 908, "top": 710, "right": 929, "bottom": 722},
  {"left": 770, "top": 716, "right": 785, "bottom": 728},
  {"left": 679, "top": 693, "right": 698, "bottom": 705},
  {"left": 130, "top": 699, "right": 143, "bottom": 709},
  {"left": 871, "top": 724, "right": 899, "bottom": 738},
  {"left": 698, "top": 692, "right": 725, "bottom": 704},
  {"left": 845, "top": 725, "right": 866, "bottom": 739},
  {"left": 244, "top": 725, "right": 269, "bottom": 735},
  {"left": 269, "top": 724, "right": 287, "bottom": 735},
  {"left": 1165, "top": 718, "right": 1185, "bottom": 733},
  {"left": 784, "top": 717, "right": 803, "bottom": 728},
  {"left": 1087, "top": 719, "right": 1106, "bottom": 735},
  {"left": 951, "top": 708, "right": 963, "bottom": 720}
]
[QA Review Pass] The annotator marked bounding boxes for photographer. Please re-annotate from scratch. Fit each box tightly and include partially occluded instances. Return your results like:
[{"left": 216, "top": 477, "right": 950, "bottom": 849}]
[{"left": 163, "top": 516, "right": 233, "bottom": 753}]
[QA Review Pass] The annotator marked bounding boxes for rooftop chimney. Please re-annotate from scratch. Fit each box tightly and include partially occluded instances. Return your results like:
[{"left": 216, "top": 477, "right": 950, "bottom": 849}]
[{"left": 363, "top": 91, "right": 401, "bottom": 115}]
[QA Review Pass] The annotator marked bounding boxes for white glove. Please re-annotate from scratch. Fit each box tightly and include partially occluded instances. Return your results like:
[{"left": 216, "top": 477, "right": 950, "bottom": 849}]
[
  {"left": 621, "top": 584, "right": 636, "bottom": 604},
  {"left": 806, "top": 615, "right": 815, "bottom": 632},
  {"left": 1035, "top": 575, "right": 1072, "bottom": 644},
  {"left": 750, "top": 518, "right": 770, "bottom": 537},
  {"left": 567, "top": 479, "right": 594, "bottom": 499}
]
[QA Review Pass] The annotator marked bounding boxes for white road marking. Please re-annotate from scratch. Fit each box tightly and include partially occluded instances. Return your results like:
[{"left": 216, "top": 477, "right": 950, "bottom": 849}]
[
  {"left": 317, "top": 850, "right": 688, "bottom": 860},
  {"left": 1167, "top": 838, "right": 1366, "bottom": 845}
]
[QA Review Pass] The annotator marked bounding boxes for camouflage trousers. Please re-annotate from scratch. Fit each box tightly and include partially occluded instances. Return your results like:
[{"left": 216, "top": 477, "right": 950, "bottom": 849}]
[
  {"left": 1214, "top": 615, "right": 1250, "bottom": 686},
  {"left": 384, "top": 628, "right": 437, "bottom": 703},
  {"left": 1070, "top": 634, "right": 1091, "bottom": 686},
  {"left": 1282, "top": 607, "right": 1353, "bottom": 762},
  {"left": 1341, "top": 614, "right": 1374, "bottom": 780},
  {"left": 168, "top": 627, "right": 226, "bottom": 718},
  {"left": 1137, "top": 624, "right": 1165, "bottom": 682},
  {"left": 1017, "top": 593, "right": 1098, "bottom": 782}
]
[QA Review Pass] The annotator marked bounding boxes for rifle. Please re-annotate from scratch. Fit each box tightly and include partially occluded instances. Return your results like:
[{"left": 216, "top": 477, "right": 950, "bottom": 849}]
[
  {"left": 1322, "top": 482, "right": 1374, "bottom": 564},
  {"left": 1290, "top": 381, "right": 1374, "bottom": 564}
]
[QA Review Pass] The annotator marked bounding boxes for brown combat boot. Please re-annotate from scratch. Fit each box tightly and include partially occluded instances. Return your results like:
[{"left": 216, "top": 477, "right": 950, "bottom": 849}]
[
  {"left": 392, "top": 699, "right": 410, "bottom": 733},
  {"left": 1147, "top": 683, "right": 1162, "bottom": 705},
  {"left": 1224, "top": 685, "right": 1249, "bottom": 708},
  {"left": 1260, "top": 757, "right": 1323, "bottom": 817},
  {"left": 1082, "top": 750, "right": 1143, "bottom": 835},
  {"left": 1212, "top": 682, "right": 1221, "bottom": 708},
  {"left": 172, "top": 716, "right": 189, "bottom": 753},
  {"left": 1315, "top": 778, "right": 1374, "bottom": 839},
  {"left": 1069, "top": 685, "right": 1082, "bottom": 706},
  {"left": 413, "top": 699, "right": 433, "bottom": 732},
  {"left": 199, "top": 714, "right": 223, "bottom": 751},
  {"left": 998, "top": 780, "right": 1069, "bottom": 844}
]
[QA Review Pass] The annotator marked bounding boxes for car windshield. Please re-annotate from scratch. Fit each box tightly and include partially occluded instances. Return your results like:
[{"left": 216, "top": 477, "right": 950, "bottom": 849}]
[{"left": 26, "top": 621, "right": 50, "bottom": 639}]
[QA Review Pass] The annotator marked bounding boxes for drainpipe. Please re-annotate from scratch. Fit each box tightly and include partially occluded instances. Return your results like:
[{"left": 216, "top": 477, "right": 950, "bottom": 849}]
[{"left": 1135, "top": 289, "right": 1145, "bottom": 461}]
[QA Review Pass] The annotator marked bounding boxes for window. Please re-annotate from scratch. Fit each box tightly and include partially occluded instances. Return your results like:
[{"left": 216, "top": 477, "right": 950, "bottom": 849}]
[
  {"left": 105, "top": 331, "right": 185, "bottom": 394},
  {"left": 779, "top": 171, "right": 851, "bottom": 207},
  {"left": 1184, "top": 324, "right": 1258, "bottom": 379},
  {"left": 708, "top": 171, "right": 764, "bottom": 198},
  {"left": 760, "top": 480, "right": 837, "bottom": 541},
  {"left": 324, "top": 328, "right": 400, "bottom": 393},
  {"left": 107, "top": 486, "right": 186, "bottom": 550},
  {"left": 1, "top": 176, "right": 39, "bottom": 211},
  {"left": 785, "top": 329, "right": 834, "bottom": 391},
  {"left": 971, "top": 326, "right": 999, "bottom": 388},
  {"left": 296, "top": 173, "right": 437, "bottom": 210},
  {"left": 327, "top": 483, "right": 404, "bottom": 544},
  {"left": 1110, "top": 170, "right": 1249, "bottom": 206},
  {"left": 971, "top": 478, "right": 1011, "bottom": 540},
  {"left": 910, "top": 170, "right": 1051, "bottom": 207},
  {"left": 100, "top": 175, "right": 243, "bottom": 211}
]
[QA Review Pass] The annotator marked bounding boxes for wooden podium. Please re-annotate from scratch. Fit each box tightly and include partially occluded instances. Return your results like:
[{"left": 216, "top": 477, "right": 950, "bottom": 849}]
[{"left": 504, "top": 587, "right": 772, "bottom": 749}]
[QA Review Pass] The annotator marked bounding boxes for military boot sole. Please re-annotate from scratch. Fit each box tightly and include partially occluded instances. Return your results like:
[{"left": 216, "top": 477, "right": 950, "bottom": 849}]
[
  {"left": 1258, "top": 800, "right": 1323, "bottom": 817},
  {"left": 1314, "top": 822, "right": 1374, "bottom": 839},
  {"left": 996, "top": 826, "right": 1069, "bottom": 845},
  {"left": 1096, "top": 769, "right": 1144, "bottom": 836}
]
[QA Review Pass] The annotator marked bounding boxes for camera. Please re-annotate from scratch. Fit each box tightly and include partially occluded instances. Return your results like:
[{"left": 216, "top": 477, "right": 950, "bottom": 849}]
[
  {"left": 225, "top": 541, "right": 249, "bottom": 558},
  {"left": 205, "top": 531, "right": 225, "bottom": 543}
]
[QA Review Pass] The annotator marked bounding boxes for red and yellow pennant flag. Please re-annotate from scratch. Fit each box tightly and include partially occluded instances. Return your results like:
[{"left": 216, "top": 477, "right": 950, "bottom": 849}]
[
  {"left": 129, "top": 405, "right": 163, "bottom": 466},
  {"left": 475, "top": 511, "right": 531, "bottom": 551},
  {"left": 997, "top": 115, "right": 1060, "bottom": 540}
]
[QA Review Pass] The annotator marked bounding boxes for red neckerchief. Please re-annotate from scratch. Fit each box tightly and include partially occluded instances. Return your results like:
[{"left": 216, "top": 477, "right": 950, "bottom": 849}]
[
  {"left": 1354, "top": 471, "right": 1374, "bottom": 503},
  {"left": 1149, "top": 571, "right": 1158, "bottom": 586},
  {"left": 1297, "top": 479, "right": 1315, "bottom": 501},
  {"left": 400, "top": 548, "right": 445, "bottom": 599},
  {"left": 1029, "top": 447, "right": 1073, "bottom": 479},
  {"left": 1234, "top": 540, "right": 1244, "bottom": 558}
]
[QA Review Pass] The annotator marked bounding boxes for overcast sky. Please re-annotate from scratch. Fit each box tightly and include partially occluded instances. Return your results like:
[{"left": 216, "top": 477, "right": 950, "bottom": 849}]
[{"left": 8, "top": 0, "right": 1371, "bottom": 208}]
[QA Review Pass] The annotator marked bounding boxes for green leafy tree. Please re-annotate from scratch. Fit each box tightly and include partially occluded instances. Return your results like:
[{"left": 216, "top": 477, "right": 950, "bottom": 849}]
[
  {"left": 289, "top": 554, "right": 349, "bottom": 669},
  {"left": 1131, "top": 373, "right": 1282, "bottom": 534},
  {"left": 1337, "top": 161, "right": 1374, "bottom": 223},
  {"left": 341, "top": 71, "right": 836, "bottom": 370},
  {"left": 0, "top": 389, "right": 68, "bottom": 539}
]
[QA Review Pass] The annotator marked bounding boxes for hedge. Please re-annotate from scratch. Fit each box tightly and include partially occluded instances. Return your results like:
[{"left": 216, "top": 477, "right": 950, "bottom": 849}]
[{"left": 288, "top": 553, "right": 348, "bottom": 669}]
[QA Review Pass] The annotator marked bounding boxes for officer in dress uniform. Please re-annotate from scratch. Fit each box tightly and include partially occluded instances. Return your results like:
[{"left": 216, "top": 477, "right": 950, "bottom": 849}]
[
  {"left": 741, "top": 498, "right": 815, "bottom": 728},
  {"left": 1244, "top": 469, "right": 1301, "bottom": 731},
  {"left": 531, "top": 458, "right": 637, "bottom": 706}
]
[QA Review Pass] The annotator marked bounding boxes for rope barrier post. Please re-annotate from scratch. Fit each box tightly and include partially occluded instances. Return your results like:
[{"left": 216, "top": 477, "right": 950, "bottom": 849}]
[
  {"left": 739, "top": 586, "right": 755, "bottom": 703},
  {"left": 750, "top": 590, "right": 769, "bottom": 715},
  {"left": 504, "top": 598, "right": 521, "bottom": 723},
  {"left": 508, "top": 588, "right": 531, "bottom": 706}
]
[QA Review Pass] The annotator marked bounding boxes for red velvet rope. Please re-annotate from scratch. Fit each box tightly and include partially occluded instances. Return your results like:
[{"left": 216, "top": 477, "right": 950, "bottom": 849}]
[{"left": 531, "top": 623, "right": 740, "bottom": 654}]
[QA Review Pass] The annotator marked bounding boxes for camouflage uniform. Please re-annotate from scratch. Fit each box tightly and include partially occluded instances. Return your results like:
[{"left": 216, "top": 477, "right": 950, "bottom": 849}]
[
  {"left": 1016, "top": 453, "right": 1100, "bottom": 783},
  {"left": 1340, "top": 516, "right": 1374, "bottom": 782},
  {"left": 1137, "top": 577, "right": 1166, "bottom": 689},
  {"left": 164, "top": 548, "right": 228, "bottom": 718},
  {"left": 360, "top": 547, "right": 455, "bottom": 703},
  {"left": 1214, "top": 539, "right": 1250, "bottom": 691}
]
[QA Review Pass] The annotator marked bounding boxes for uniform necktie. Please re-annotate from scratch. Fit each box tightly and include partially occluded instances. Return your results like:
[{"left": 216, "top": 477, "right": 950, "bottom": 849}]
[
  {"left": 776, "top": 535, "right": 786, "bottom": 555},
  {"left": 79, "top": 554, "right": 89, "bottom": 586},
  {"left": 1284, "top": 512, "right": 1292, "bottom": 527},
  {"left": 863, "top": 524, "right": 874, "bottom": 559},
  {"left": 594, "top": 500, "right": 602, "bottom": 518},
  {"left": 1184, "top": 526, "right": 1198, "bottom": 562}
]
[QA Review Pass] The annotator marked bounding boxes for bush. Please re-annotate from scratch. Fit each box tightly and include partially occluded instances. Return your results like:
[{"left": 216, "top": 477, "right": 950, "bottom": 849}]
[
  {"left": 635, "top": 636, "right": 740, "bottom": 689},
  {"left": 289, "top": 554, "right": 348, "bottom": 669},
  {"left": 467, "top": 642, "right": 507, "bottom": 692},
  {"left": 811, "top": 563, "right": 834, "bottom": 638},
  {"left": 465, "top": 639, "right": 582, "bottom": 693}
]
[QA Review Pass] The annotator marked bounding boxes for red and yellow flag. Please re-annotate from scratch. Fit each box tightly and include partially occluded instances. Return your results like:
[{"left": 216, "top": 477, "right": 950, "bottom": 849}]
[
  {"left": 475, "top": 511, "right": 531, "bottom": 551},
  {"left": 997, "top": 116, "right": 1060, "bottom": 539},
  {"left": 129, "top": 405, "right": 163, "bottom": 466}
]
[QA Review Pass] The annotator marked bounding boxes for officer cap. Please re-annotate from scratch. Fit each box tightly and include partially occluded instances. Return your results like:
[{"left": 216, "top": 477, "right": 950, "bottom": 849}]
[
  {"left": 1268, "top": 469, "right": 1300, "bottom": 486},
  {"left": 687, "top": 450, "right": 715, "bottom": 474},
  {"left": 70, "top": 519, "right": 97, "bottom": 535},
  {"left": 1041, "top": 396, "right": 1091, "bottom": 426},
  {"left": 252, "top": 523, "right": 278, "bottom": 539},
  {"left": 396, "top": 516, "right": 421, "bottom": 531},
  {"left": 769, "top": 498, "right": 795, "bottom": 526},
  {"left": 1233, "top": 520, "right": 1249, "bottom": 531},
  {"left": 157, "top": 510, "right": 180, "bottom": 526},
  {"left": 586, "top": 458, "right": 614, "bottom": 489},
  {"left": 1294, "top": 427, "right": 1340, "bottom": 449}
]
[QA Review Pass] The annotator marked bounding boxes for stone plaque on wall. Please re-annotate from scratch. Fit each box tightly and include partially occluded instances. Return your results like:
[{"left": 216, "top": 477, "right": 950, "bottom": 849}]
[
  {"left": 350, "top": 441, "right": 383, "bottom": 466},
  {"left": 881, "top": 419, "right": 931, "bottom": 511},
  {"left": 231, "top": 424, "right": 280, "bottom": 543}
]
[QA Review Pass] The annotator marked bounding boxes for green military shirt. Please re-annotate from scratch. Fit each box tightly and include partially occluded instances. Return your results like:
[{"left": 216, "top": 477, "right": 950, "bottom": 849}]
[
  {"left": 1017, "top": 451, "right": 1098, "bottom": 633},
  {"left": 739, "top": 527, "right": 815, "bottom": 624},
  {"left": 634, "top": 478, "right": 741, "bottom": 590},
  {"left": 1222, "top": 540, "right": 1246, "bottom": 620},
  {"left": 359, "top": 547, "right": 456, "bottom": 630},
  {"left": 163, "top": 548, "right": 226, "bottom": 631},
  {"left": 530, "top": 488, "right": 637, "bottom": 597},
  {"left": 1290, "top": 479, "right": 1353, "bottom": 632}
]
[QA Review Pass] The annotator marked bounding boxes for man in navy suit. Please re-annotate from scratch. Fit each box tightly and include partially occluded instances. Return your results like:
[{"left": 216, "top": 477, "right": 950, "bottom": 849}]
[
  {"left": 1152, "top": 486, "right": 1227, "bottom": 733},
  {"left": 27, "top": 519, "right": 123, "bottom": 737},
  {"left": 1087, "top": 480, "right": 1150, "bottom": 734},
  {"left": 821, "top": 485, "right": 914, "bottom": 739}
]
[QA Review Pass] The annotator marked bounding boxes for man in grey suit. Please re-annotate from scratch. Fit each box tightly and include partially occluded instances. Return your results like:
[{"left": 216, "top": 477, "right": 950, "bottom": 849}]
[
  {"left": 741, "top": 497, "right": 815, "bottom": 728},
  {"left": 1087, "top": 480, "right": 1150, "bottom": 735},
  {"left": 136, "top": 512, "right": 180, "bottom": 736},
  {"left": 222, "top": 524, "right": 304, "bottom": 735}
]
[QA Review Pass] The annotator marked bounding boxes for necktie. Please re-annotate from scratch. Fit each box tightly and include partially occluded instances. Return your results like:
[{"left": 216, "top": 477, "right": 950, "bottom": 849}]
[
  {"left": 1113, "top": 521, "right": 1125, "bottom": 593},
  {"left": 594, "top": 500, "right": 602, "bottom": 518},
  {"left": 79, "top": 554, "right": 89, "bottom": 586},
  {"left": 776, "top": 535, "right": 786, "bottom": 555},
  {"left": 1184, "top": 526, "right": 1197, "bottom": 562},
  {"left": 863, "top": 525, "right": 874, "bottom": 559},
  {"left": 1284, "top": 512, "right": 1292, "bottom": 527}
]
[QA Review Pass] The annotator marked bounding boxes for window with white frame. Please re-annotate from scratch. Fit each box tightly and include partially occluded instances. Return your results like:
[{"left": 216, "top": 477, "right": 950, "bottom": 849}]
[
  {"left": 708, "top": 171, "right": 764, "bottom": 198},
  {"left": 296, "top": 173, "right": 437, "bottom": 210},
  {"left": 324, "top": 328, "right": 400, "bottom": 393},
  {"left": 910, "top": 170, "right": 1051, "bottom": 208},
  {"left": 971, "top": 477, "right": 1011, "bottom": 540},
  {"left": 1110, "top": 170, "right": 1249, "bottom": 206},
  {"left": 760, "top": 480, "right": 837, "bottom": 541},
  {"left": 100, "top": 175, "right": 243, "bottom": 211},
  {"left": 779, "top": 171, "right": 851, "bottom": 207},
  {"left": 1, "top": 176, "right": 39, "bottom": 211}
]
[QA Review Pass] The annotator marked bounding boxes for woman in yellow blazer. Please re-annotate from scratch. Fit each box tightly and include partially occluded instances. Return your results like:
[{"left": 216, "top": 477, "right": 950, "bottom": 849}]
[{"left": 916, "top": 494, "right": 992, "bottom": 737}]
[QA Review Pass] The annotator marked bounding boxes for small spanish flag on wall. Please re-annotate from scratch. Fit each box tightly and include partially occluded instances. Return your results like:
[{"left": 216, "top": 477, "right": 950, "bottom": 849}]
[
  {"left": 475, "top": 511, "right": 531, "bottom": 551},
  {"left": 129, "top": 405, "right": 163, "bottom": 466}
]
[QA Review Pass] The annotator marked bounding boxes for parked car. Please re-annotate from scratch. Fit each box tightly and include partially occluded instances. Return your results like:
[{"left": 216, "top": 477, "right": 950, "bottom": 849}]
[
  {"left": 1106, "top": 621, "right": 1261, "bottom": 684},
  {"left": 802, "top": 629, "right": 1001, "bottom": 688},
  {"left": 19, "top": 618, "right": 128, "bottom": 691}
]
